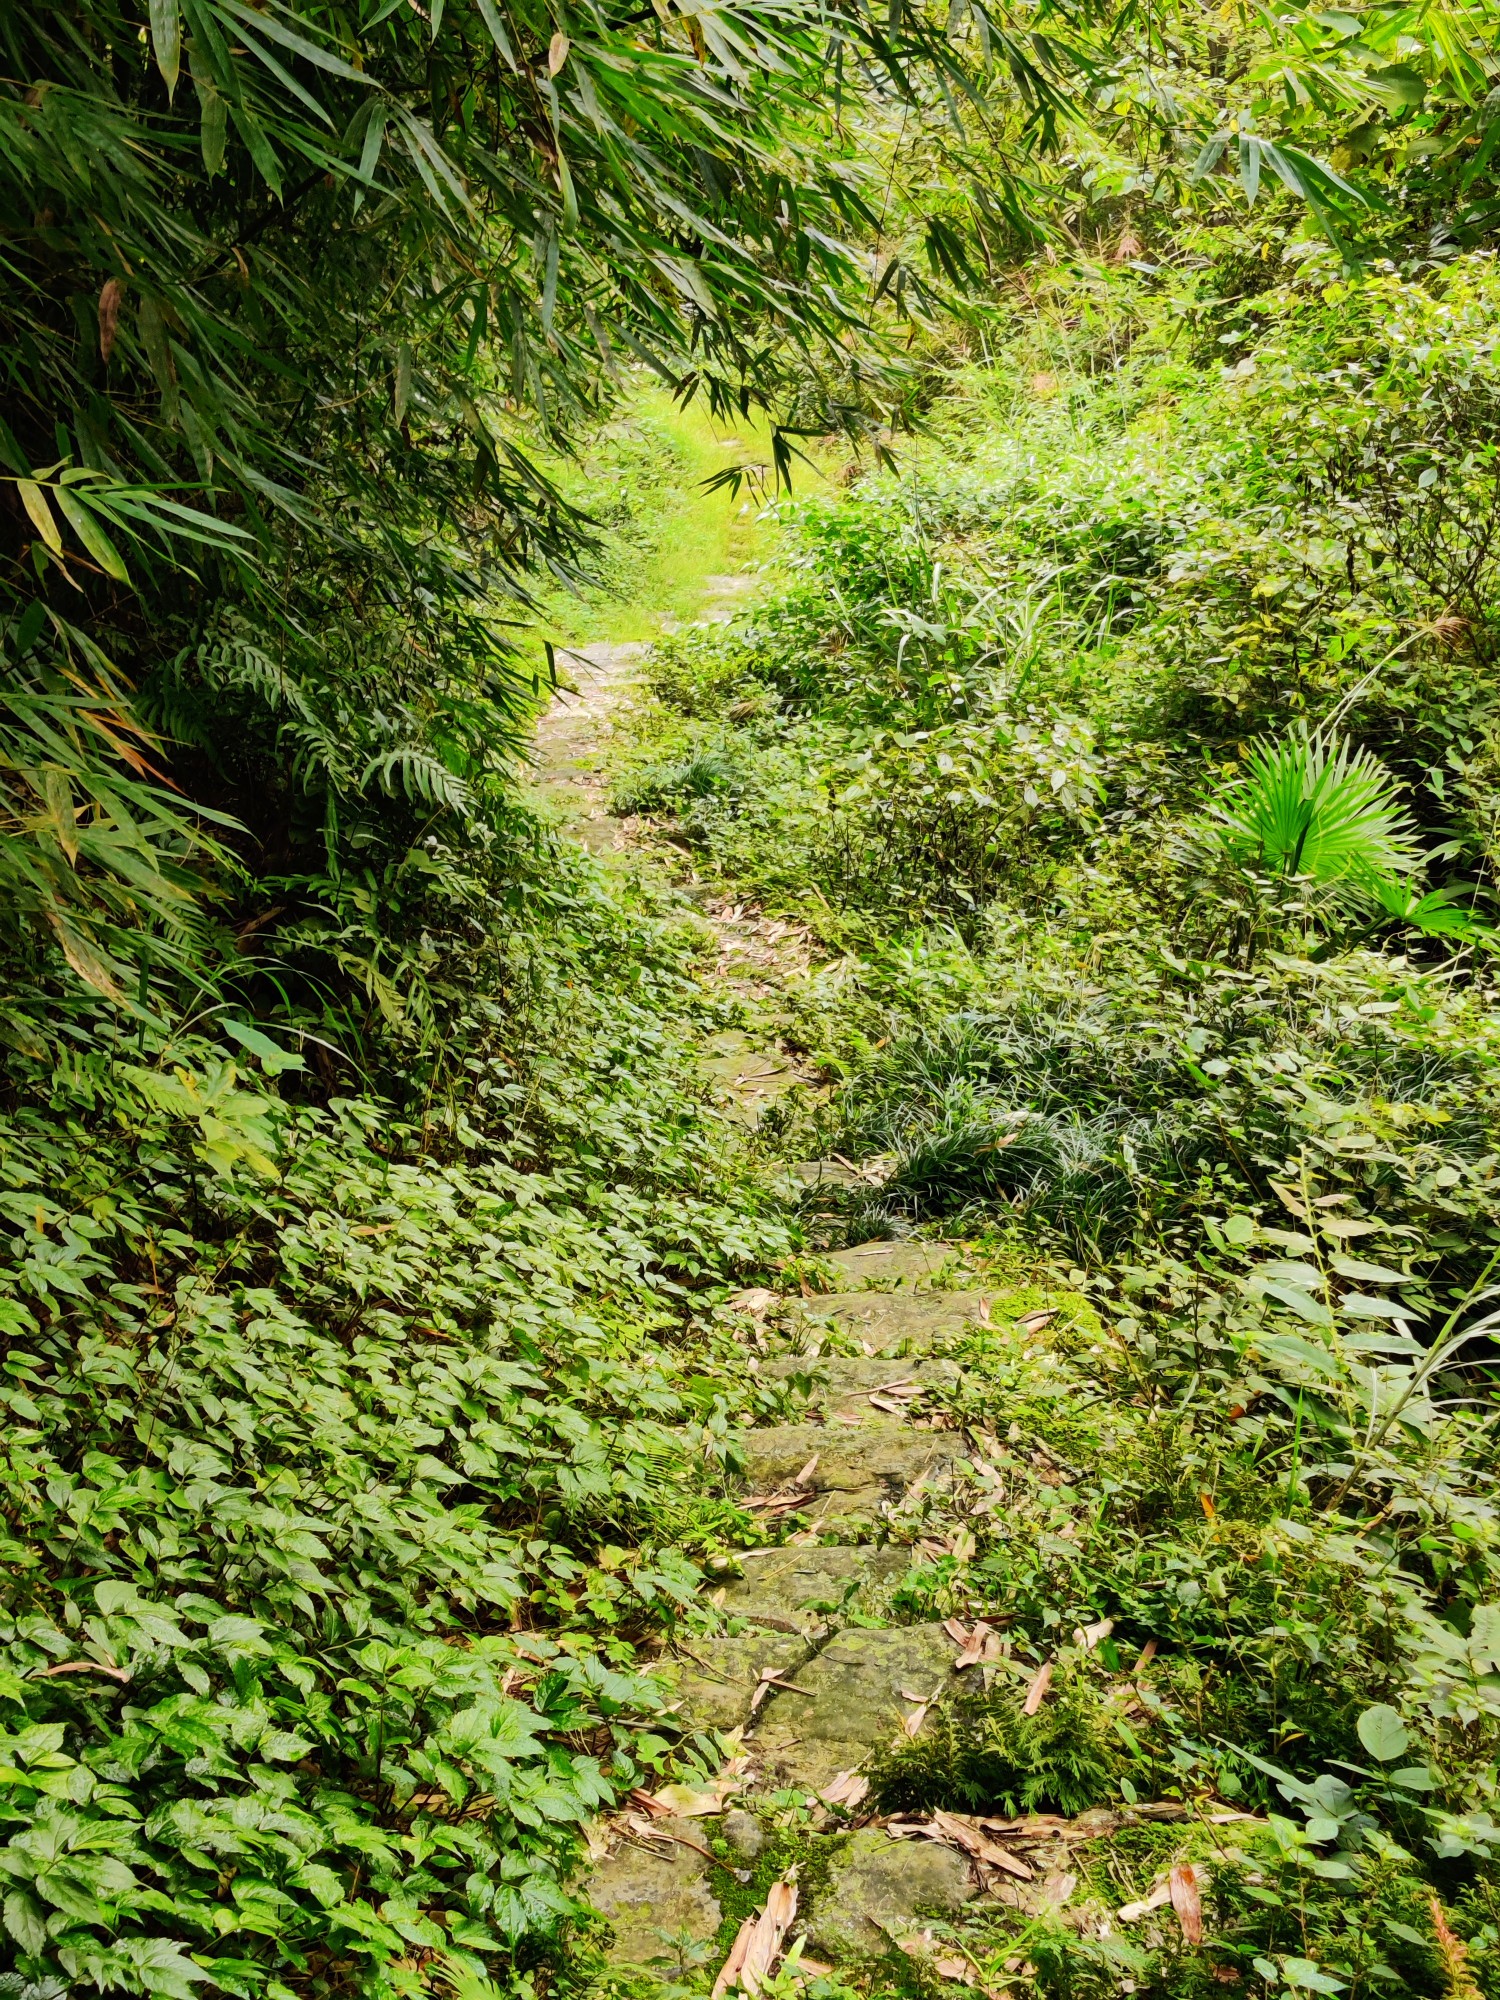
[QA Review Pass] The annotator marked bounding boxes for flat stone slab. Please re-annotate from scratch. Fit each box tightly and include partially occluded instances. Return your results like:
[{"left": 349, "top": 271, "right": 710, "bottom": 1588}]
[
  {"left": 655, "top": 1630, "right": 812, "bottom": 1733},
  {"left": 791, "top": 1291, "right": 990, "bottom": 1358},
  {"left": 823, "top": 1241, "right": 966, "bottom": 1288},
  {"left": 811, "top": 1827, "right": 974, "bottom": 1956},
  {"left": 760, "top": 1354, "right": 962, "bottom": 1422},
  {"left": 718, "top": 1544, "right": 910, "bottom": 1635},
  {"left": 792, "top": 1159, "right": 889, "bottom": 1190},
  {"left": 751, "top": 1622, "right": 958, "bottom": 1791},
  {"left": 581, "top": 1819, "right": 722, "bottom": 1970},
  {"left": 739, "top": 1423, "right": 962, "bottom": 1527},
  {"left": 702, "top": 1031, "right": 801, "bottom": 1124}
]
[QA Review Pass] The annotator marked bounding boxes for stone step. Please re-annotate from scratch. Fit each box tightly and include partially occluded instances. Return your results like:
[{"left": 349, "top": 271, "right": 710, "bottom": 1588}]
[
  {"left": 814, "top": 1828, "right": 974, "bottom": 1956},
  {"left": 583, "top": 1819, "right": 723, "bottom": 1973},
  {"left": 759, "top": 1352, "right": 962, "bottom": 1422},
  {"left": 789, "top": 1288, "right": 991, "bottom": 1357},
  {"left": 739, "top": 1421, "right": 962, "bottom": 1527},
  {"left": 653, "top": 1629, "right": 813, "bottom": 1734},
  {"left": 749, "top": 1621, "right": 958, "bottom": 1793},
  {"left": 715, "top": 1542, "right": 909, "bottom": 1635},
  {"left": 823, "top": 1239, "right": 970, "bottom": 1287}
]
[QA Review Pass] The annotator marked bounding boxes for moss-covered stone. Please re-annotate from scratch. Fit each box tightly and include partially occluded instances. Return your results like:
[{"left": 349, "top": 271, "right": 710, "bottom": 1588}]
[
  {"left": 656, "top": 1630, "right": 813, "bottom": 1732},
  {"left": 719, "top": 1543, "right": 909, "bottom": 1634},
  {"left": 581, "top": 1819, "right": 723, "bottom": 1970},
  {"left": 738, "top": 1422, "right": 961, "bottom": 1527},
  {"left": 760, "top": 1353, "right": 963, "bottom": 1425},
  {"left": 808, "top": 1828, "right": 974, "bottom": 1955},
  {"left": 751, "top": 1622, "right": 958, "bottom": 1791},
  {"left": 822, "top": 1241, "right": 969, "bottom": 1288},
  {"left": 791, "top": 1291, "right": 991, "bottom": 1357}
]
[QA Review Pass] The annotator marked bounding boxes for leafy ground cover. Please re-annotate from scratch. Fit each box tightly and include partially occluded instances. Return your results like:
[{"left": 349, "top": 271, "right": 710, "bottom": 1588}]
[{"left": 0, "top": 817, "right": 800, "bottom": 2000}]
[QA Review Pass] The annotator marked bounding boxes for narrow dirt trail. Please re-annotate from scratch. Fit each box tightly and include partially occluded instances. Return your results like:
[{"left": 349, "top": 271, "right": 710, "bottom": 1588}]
[{"left": 530, "top": 599, "right": 1151, "bottom": 1991}]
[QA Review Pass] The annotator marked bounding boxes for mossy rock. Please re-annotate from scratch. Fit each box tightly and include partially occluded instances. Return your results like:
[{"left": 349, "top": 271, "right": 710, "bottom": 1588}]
[
  {"left": 718, "top": 1543, "right": 909, "bottom": 1634},
  {"left": 821, "top": 1242, "right": 969, "bottom": 1289},
  {"left": 581, "top": 1819, "right": 723, "bottom": 1971},
  {"left": 789, "top": 1291, "right": 991, "bottom": 1356},
  {"left": 656, "top": 1630, "right": 813, "bottom": 1732},
  {"left": 759, "top": 1353, "right": 963, "bottom": 1423},
  {"left": 751, "top": 1622, "right": 958, "bottom": 1791},
  {"left": 738, "top": 1422, "right": 961, "bottom": 1527},
  {"left": 809, "top": 1827, "right": 974, "bottom": 1956}
]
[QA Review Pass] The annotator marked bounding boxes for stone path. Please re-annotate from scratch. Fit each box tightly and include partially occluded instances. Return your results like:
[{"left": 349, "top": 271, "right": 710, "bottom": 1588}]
[
  {"left": 531, "top": 603, "right": 1217, "bottom": 1993},
  {"left": 581, "top": 1254, "right": 997, "bottom": 1972}
]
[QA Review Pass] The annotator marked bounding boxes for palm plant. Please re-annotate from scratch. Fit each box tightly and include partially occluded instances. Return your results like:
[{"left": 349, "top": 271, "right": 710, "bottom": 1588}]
[
  {"left": 1209, "top": 726, "right": 1421, "bottom": 892},
  {"left": 1205, "top": 726, "right": 1490, "bottom": 950}
]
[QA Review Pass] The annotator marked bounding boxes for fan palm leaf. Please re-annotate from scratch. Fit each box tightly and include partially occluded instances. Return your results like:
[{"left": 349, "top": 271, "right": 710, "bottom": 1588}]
[{"left": 1210, "top": 726, "right": 1421, "bottom": 890}]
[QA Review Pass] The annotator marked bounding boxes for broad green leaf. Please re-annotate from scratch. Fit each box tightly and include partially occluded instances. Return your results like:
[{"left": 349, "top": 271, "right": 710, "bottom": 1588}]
[
  {"left": 1356, "top": 1703, "right": 1408, "bottom": 1761},
  {"left": 2, "top": 1887, "right": 46, "bottom": 1954},
  {"left": 1330, "top": 1255, "right": 1408, "bottom": 1283},
  {"left": 53, "top": 488, "right": 131, "bottom": 582},
  {"left": 1259, "top": 1280, "right": 1333, "bottom": 1327},
  {"left": 220, "top": 1019, "right": 305, "bottom": 1074},
  {"left": 1339, "top": 1292, "right": 1416, "bottom": 1321}
]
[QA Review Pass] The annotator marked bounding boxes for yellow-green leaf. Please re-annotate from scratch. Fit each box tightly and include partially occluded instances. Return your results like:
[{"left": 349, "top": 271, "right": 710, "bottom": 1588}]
[{"left": 16, "top": 481, "right": 62, "bottom": 555}]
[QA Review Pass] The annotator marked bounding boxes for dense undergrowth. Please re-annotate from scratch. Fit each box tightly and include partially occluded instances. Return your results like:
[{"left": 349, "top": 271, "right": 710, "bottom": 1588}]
[
  {"left": 0, "top": 819, "right": 794, "bottom": 2000},
  {"left": 10, "top": 0, "right": 1500, "bottom": 1992},
  {"left": 613, "top": 239, "right": 1500, "bottom": 1997}
]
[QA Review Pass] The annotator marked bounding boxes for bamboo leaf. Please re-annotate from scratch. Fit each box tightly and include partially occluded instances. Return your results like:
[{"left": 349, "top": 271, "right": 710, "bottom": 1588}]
[
  {"left": 16, "top": 482, "right": 63, "bottom": 556},
  {"left": 149, "top": 0, "right": 183, "bottom": 93}
]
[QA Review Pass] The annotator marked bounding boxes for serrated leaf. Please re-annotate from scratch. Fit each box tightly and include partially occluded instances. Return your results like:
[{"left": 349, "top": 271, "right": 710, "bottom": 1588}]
[{"left": 3, "top": 1887, "right": 46, "bottom": 1954}]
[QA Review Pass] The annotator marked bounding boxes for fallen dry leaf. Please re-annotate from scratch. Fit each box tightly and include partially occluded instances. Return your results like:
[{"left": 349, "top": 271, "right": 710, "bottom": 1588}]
[
  {"left": 30, "top": 1659, "right": 132, "bottom": 1682},
  {"left": 626, "top": 1787, "right": 674, "bottom": 1819},
  {"left": 1134, "top": 1638, "right": 1158, "bottom": 1672},
  {"left": 649, "top": 1779, "right": 737, "bottom": 1817},
  {"left": 750, "top": 1667, "right": 813, "bottom": 1714},
  {"left": 1170, "top": 1863, "right": 1203, "bottom": 1945},
  {"left": 1040, "top": 1871, "right": 1077, "bottom": 1908},
  {"left": 1118, "top": 1880, "right": 1173, "bottom": 1923},
  {"left": 820, "top": 1769, "right": 870, "bottom": 1810},
  {"left": 934, "top": 1956, "right": 977, "bottom": 1984},
  {"left": 869, "top": 1394, "right": 910, "bottom": 1414},
  {"left": 731, "top": 1288, "right": 780, "bottom": 1318},
  {"left": 945, "top": 1618, "right": 999, "bottom": 1670},
  {"left": 1021, "top": 1660, "right": 1053, "bottom": 1716},
  {"left": 1073, "top": 1617, "right": 1114, "bottom": 1652},
  {"left": 929, "top": 1809, "right": 1036, "bottom": 1881},
  {"left": 713, "top": 1878, "right": 799, "bottom": 1996},
  {"left": 623, "top": 1815, "right": 719, "bottom": 1862},
  {"left": 1013, "top": 1309, "right": 1057, "bottom": 1333}
]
